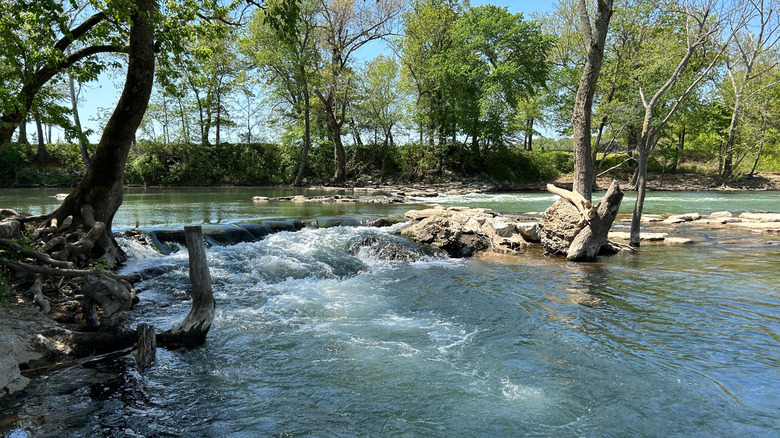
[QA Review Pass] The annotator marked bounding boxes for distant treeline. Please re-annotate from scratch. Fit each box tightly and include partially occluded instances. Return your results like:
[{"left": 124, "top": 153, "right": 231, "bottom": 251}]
[{"left": 1, "top": 140, "right": 578, "bottom": 187}]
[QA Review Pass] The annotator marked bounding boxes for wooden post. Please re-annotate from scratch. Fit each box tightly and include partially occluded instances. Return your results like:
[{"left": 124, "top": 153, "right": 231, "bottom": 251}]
[
  {"left": 134, "top": 323, "right": 156, "bottom": 371},
  {"left": 157, "top": 226, "right": 216, "bottom": 348}
]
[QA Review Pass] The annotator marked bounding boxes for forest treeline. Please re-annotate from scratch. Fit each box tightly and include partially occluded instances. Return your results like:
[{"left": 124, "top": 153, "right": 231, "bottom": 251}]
[{"left": 3, "top": 0, "right": 780, "bottom": 187}]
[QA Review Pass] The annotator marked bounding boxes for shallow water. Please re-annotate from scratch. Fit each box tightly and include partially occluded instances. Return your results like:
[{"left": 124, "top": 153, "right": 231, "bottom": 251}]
[{"left": 1, "top": 188, "right": 779, "bottom": 437}]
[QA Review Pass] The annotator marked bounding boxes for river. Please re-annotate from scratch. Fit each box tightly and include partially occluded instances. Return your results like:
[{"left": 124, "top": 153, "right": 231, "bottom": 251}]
[{"left": 1, "top": 187, "right": 779, "bottom": 437}]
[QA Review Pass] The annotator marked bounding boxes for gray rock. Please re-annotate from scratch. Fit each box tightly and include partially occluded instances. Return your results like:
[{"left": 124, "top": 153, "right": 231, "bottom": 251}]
[
  {"left": 537, "top": 199, "right": 581, "bottom": 256},
  {"left": 400, "top": 206, "right": 529, "bottom": 257},
  {"left": 0, "top": 219, "right": 21, "bottom": 239},
  {"left": 739, "top": 212, "right": 780, "bottom": 222}
]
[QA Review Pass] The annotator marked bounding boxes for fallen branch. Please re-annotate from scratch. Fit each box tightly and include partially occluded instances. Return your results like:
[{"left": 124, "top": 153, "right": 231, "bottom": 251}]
[{"left": 546, "top": 184, "right": 596, "bottom": 221}]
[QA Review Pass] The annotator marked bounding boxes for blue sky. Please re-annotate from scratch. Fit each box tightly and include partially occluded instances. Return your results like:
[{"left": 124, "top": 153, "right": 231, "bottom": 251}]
[{"left": 72, "top": 1, "right": 555, "bottom": 143}]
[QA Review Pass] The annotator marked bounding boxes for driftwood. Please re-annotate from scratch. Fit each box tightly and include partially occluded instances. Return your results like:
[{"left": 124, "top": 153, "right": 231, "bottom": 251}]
[
  {"left": 539, "top": 180, "right": 624, "bottom": 261},
  {"left": 157, "top": 226, "right": 215, "bottom": 348}
]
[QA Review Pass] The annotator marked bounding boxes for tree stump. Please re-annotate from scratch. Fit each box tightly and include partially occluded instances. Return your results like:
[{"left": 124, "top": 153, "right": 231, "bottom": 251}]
[
  {"left": 134, "top": 323, "right": 156, "bottom": 371},
  {"left": 539, "top": 180, "right": 624, "bottom": 261},
  {"left": 157, "top": 226, "right": 215, "bottom": 348}
]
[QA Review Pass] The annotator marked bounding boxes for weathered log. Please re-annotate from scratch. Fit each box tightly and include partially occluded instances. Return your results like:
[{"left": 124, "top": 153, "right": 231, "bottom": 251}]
[
  {"left": 157, "top": 226, "right": 215, "bottom": 348},
  {"left": 566, "top": 181, "right": 624, "bottom": 261},
  {"left": 539, "top": 180, "right": 624, "bottom": 261}
]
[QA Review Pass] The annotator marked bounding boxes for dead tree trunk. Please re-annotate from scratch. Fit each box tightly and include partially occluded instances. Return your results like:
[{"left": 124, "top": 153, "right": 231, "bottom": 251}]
[
  {"left": 539, "top": 180, "right": 624, "bottom": 261},
  {"left": 157, "top": 226, "right": 215, "bottom": 347}
]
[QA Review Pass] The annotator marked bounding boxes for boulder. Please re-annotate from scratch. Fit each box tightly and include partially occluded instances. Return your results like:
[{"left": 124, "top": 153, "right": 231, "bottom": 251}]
[
  {"left": 664, "top": 213, "right": 701, "bottom": 224},
  {"left": 727, "top": 221, "right": 780, "bottom": 232},
  {"left": 400, "top": 206, "right": 529, "bottom": 258},
  {"left": 404, "top": 207, "right": 446, "bottom": 221},
  {"left": 664, "top": 237, "right": 694, "bottom": 244},
  {"left": 537, "top": 199, "right": 581, "bottom": 255},
  {"left": 0, "top": 219, "right": 21, "bottom": 239},
  {"left": 515, "top": 222, "right": 540, "bottom": 242},
  {"left": 608, "top": 231, "right": 668, "bottom": 241}
]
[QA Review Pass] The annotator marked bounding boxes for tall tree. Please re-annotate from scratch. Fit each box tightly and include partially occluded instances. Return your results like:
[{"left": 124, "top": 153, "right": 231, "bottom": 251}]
[
  {"left": 42, "top": 0, "right": 156, "bottom": 267},
  {"left": 315, "top": 0, "right": 404, "bottom": 183},
  {"left": 244, "top": 0, "right": 321, "bottom": 186},
  {"left": 356, "top": 55, "right": 406, "bottom": 182},
  {"left": 622, "top": 0, "right": 739, "bottom": 246},
  {"left": 450, "top": 5, "right": 552, "bottom": 149},
  {"left": 720, "top": 0, "right": 780, "bottom": 181},
  {"left": 572, "top": 0, "right": 614, "bottom": 201}
]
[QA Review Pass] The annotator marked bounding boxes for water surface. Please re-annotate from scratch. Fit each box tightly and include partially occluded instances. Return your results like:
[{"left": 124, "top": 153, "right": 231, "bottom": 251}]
[{"left": 0, "top": 188, "right": 778, "bottom": 437}]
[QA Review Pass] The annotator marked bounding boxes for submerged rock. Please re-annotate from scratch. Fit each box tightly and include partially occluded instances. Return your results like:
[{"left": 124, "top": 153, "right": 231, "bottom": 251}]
[{"left": 399, "top": 206, "right": 530, "bottom": 258}]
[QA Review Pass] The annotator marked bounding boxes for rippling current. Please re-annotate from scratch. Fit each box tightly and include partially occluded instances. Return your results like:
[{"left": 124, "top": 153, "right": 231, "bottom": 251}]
[{"left": 1, "top": 189, "right": 779, "bottom": 437}]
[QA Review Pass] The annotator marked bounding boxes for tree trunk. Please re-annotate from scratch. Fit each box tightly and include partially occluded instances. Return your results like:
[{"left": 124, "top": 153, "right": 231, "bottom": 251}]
[
  {"left": 722, "top": 104, "right": 740, "bottom": 182},
  {"left": 45, "top": 0, "right": 155, "bottom": 268},
  {"left": 538, "top": 180, "right": 624, "bottom": 261},
  {"left": 34, "top": 112, "right": 47, "bottom": 165},
  {"left": 69, "top": 75, "right": 91, "bottom": 171},
  {"left": 379, "top": 124, "right": 392, "bottom": 183},
  {"left": 18, "top": 116, "right": 29, "bottom": 144},
  {"left": 749, "top": 115, "right": 767, "bottom": 175},
  {"left": 315, "top": 88, "right": 347, "bottom": 184},
  {"left": 157, "top": 226, "right": 215, "bottom": 347},
  {"left": 629, "top": 147, "right": 649, "bottom": 247},
  {"left": 572, "top": 0, "right": 614, "bottom": 201},
  {"left": 294, "top": 88, "right": 312, "bottom": 187}
]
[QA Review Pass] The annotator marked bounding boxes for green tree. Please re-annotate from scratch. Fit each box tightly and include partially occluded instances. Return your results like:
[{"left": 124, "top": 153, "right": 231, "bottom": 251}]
[
  {"left": 450, "top": 5, "right": 552, "bottom": 149},
  {"left": 719, "top": 0, "right": 780, "bottom": 181},
  {"left": 0, "top": 0, "right": 123, "bottom": 152},
  {"left": 626, "top": 0, "right": 735, "bottom": 246},
  {"left": 400, "top": 0, "right": 465, "bottom": 147},
  {"left": 244, "top": 0, "right": 321, "bottom": 185},
  {"left": 356, "top": 54, "right": 407, "bottom": 182},
  {"left": 315, "top": 0, "right": 405, "bottom": 184}
]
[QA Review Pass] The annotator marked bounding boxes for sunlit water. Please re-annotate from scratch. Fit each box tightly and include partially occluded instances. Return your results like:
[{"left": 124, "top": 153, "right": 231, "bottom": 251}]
[{"left": 1, "top": 188, "right": 779, "bottom": 437}]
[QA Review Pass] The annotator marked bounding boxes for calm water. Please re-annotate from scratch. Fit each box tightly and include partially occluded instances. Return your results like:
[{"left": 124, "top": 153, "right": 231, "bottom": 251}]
[{"left": 1, "top": 187, "right": 779, "bottom": 437}]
